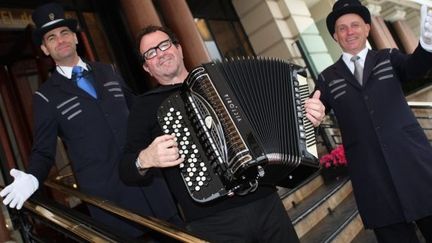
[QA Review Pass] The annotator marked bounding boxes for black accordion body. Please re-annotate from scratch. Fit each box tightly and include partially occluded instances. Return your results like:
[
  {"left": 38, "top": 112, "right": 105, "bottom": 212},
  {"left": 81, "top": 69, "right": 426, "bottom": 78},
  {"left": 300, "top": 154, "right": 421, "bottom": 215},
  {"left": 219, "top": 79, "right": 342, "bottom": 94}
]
[{"left": 157, "top": 57, "right": 319, "bottom": 203}]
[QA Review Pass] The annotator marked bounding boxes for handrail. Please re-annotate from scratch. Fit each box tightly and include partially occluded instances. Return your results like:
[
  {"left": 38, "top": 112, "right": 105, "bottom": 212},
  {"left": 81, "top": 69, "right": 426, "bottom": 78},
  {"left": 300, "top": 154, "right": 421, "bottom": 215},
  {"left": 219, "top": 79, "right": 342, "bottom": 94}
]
[
  {"left": 44, "top": 179, "right": 207, "bottom": 243},
  {"left": 408, "top": 101, "right": 432, "bottom": 108},
  {"left": 25, "top": 201, "right": 118, "bottom": 243},
  {"left": 0, "top": 184, "right": 125, "bottom": 242},
  {"left": 319, "top": 102, "right": 432, "bottom": 152}
]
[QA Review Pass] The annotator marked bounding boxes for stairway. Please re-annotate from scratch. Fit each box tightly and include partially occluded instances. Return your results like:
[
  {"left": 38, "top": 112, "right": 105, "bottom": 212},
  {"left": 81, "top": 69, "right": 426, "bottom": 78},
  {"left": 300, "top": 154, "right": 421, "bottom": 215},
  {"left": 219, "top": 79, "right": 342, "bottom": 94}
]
[
  {"left": 278, "top": 172, "right": 377, "bottom": 243},
  {"left": 280, "top": 172, "right": 427, "bottom": 243}
]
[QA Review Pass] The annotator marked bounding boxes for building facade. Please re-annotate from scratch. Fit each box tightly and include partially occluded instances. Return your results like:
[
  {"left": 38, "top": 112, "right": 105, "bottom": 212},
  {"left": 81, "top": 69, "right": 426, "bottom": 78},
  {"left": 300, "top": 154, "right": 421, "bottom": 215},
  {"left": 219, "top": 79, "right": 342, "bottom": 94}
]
[{"left": 0, "top": 0, "right": 430, "bottom": 241}]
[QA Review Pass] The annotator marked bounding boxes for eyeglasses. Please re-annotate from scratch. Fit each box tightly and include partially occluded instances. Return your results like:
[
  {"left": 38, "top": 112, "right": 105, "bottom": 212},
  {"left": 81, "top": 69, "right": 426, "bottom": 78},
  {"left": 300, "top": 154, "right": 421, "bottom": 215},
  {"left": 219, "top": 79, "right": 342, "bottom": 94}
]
[{"left": 141, "top": 39, "right": 173, "bottom": 61}]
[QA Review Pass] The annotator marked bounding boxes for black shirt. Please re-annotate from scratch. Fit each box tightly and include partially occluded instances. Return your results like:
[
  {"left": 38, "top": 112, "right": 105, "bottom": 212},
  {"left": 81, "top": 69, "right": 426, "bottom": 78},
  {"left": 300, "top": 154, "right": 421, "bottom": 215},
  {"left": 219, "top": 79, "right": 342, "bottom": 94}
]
[{"left": 120, "top": 84, "right": 275, "bottom": 222}]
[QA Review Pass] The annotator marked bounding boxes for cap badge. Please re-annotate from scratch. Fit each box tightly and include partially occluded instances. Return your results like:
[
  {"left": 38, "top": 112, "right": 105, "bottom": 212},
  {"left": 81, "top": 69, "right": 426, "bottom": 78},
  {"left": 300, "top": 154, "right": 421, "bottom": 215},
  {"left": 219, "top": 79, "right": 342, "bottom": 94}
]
[{"left": 48, "top": 13, "right": 55, "bottom": 21}]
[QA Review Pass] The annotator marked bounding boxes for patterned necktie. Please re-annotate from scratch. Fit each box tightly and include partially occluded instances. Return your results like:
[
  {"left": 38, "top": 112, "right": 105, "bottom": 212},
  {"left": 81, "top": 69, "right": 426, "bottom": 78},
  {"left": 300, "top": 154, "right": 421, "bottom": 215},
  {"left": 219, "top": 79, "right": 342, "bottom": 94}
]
[
  {"left": 350, "top": 56, "right": 363, "bottom": 85},
  {"left": 72, "top": 66, "right": 97, "bottom": 98}
]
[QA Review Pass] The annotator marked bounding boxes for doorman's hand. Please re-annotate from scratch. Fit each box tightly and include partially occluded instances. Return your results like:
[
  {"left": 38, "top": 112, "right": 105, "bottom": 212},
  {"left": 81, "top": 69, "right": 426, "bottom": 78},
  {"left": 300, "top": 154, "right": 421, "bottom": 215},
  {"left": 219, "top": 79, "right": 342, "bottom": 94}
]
[{"left": 0, "top": 169, "right": 39, "bottom": 210}]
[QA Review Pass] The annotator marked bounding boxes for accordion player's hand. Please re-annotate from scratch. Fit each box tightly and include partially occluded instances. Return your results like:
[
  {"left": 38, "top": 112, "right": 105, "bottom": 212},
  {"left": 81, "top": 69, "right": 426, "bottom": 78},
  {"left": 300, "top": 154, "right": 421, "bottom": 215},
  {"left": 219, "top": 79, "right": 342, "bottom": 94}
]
[
  {"left": 138, "top": 134, "right": 184, "bottom": 168},
  {"left": 304, "top": 90, "right": 325, "bottom": 127}
]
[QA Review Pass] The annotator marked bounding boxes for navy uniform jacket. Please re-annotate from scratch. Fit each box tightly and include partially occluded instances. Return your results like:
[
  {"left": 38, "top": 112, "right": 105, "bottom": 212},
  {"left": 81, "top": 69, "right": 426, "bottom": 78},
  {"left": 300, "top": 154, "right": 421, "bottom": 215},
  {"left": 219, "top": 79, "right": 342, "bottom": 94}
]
[
  {"left": 316, "top": 45, "right": 432, "bottom": 228},
  {"left": 27, "top": 62, "right": 180, "bottom": 236}
]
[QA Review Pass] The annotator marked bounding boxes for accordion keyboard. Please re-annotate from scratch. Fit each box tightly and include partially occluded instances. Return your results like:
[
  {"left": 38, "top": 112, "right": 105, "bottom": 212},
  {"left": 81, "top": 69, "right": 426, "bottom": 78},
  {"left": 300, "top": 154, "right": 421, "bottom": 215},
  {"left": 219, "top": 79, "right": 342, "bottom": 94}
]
[
  {"left": 158, "top": 57, "right": 319, "bottom": 202},
  {"left": 159, "top": 93, "right": 229, "bottom": 203}
]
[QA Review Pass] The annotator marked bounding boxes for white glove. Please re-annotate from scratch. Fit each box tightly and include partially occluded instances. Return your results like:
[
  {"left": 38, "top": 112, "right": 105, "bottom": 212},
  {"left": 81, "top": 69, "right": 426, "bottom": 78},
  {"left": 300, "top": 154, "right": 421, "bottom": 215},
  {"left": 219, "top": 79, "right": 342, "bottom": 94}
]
[
  {"left": 0, "top": 169, "right": 39, "bottom": 210},
  {"left": 420, "top": 4, "right": 432, "bottom": 51}
]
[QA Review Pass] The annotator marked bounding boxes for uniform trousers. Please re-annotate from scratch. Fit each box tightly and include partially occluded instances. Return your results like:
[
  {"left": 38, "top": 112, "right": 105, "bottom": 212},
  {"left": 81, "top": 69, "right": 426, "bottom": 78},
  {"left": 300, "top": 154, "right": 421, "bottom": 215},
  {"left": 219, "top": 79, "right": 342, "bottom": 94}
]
[
  {"left": 373, "top": 215, "right": 432, "bottom": 243},
  {"left": 186, "top": 192, "right": 299, "bottom": 243}
]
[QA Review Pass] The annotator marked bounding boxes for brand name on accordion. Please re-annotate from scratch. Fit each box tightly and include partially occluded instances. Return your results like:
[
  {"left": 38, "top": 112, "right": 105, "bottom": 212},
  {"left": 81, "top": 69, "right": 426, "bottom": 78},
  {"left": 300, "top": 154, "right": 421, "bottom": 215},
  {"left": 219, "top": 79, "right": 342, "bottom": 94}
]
[{"left": 223, "top": 94, "right": 242, "bottom": 122}]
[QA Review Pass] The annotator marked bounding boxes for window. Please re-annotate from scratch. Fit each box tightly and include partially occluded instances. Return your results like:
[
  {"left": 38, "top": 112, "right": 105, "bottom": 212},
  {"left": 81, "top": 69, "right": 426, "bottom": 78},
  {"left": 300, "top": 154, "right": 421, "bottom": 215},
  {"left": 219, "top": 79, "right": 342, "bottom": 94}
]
[{"left": 187, "top": 0, "right": 254, "bottom": 60}]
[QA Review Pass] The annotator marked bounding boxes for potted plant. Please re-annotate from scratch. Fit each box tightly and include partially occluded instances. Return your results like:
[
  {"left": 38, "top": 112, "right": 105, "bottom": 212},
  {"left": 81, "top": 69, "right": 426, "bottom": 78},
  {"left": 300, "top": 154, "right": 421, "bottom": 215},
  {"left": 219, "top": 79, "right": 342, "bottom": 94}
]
[{"left": 319, "top": 145, "right": 348, "bottom": 181}]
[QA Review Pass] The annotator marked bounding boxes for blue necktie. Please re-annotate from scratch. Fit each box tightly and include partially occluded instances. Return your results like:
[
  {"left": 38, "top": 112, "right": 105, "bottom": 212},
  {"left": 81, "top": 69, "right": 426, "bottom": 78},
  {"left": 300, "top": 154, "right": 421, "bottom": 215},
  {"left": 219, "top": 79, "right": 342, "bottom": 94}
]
[{"left": 72, "top": 66, "right": 97, "bottom": 98}]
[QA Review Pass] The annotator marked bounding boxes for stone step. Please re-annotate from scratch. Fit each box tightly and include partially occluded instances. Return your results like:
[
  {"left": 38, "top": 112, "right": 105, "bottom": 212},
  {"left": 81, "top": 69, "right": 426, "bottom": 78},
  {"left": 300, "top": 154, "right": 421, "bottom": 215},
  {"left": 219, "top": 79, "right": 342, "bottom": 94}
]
[
  {"left": 300, "top": 193, "right": 360, "bottom": 243},
  {"left": 278, "top": 172, "right": 324, "bottom": 212},
  {"left": 286, "top": 176, "right": 352, "bottom": 238}
]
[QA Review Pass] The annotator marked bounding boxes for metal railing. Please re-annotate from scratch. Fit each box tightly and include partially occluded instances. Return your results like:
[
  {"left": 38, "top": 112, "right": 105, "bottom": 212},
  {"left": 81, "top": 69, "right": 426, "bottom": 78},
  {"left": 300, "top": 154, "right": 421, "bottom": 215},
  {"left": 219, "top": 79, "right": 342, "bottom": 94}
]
[
  {"left": 0, "top": 182, "right": 207, "bottom": 243},
  {"left": 408, "top": 101, "right": 432, "bottom": 143},
  {"left": 318, "top": 101, "right": 432, "bottom": 153},
  {"left": 44, "top": 180, "right": 207, "bottom": 243}
]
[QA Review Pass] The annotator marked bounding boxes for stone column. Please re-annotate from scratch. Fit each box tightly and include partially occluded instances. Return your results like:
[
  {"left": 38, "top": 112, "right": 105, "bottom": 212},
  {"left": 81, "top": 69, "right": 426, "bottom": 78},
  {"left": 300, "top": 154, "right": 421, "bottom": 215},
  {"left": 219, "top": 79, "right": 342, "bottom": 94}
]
[
  {"left": 120, "top": 0, "right": 161, "bottom": 39},
  {"left": 392, "top": 20, "right": 418, "bottom": 53},
  {"left": 366, "top": 3, "right": 398, "bottom": 49},
  {"left": 158, "top": 0, "right": 211, "bottom": 69},
  {"left": 381, "top": 5, "right": 418, "bottom": 53}
]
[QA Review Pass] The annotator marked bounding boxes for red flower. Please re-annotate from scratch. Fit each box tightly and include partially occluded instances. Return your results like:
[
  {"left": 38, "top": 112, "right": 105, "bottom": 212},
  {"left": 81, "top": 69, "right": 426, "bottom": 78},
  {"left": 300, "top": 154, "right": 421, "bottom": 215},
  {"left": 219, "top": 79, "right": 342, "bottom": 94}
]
[{"left": 319, "top": 145, "right": 347, "bottom": 168}]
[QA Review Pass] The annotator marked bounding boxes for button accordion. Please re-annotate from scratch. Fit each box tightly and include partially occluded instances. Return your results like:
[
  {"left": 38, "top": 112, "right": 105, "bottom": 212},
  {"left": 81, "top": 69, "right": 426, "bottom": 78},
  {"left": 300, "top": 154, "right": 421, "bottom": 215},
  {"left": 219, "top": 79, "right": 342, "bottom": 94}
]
[{"left": 157, "top": 57, "right": 319, "bottom": 203}]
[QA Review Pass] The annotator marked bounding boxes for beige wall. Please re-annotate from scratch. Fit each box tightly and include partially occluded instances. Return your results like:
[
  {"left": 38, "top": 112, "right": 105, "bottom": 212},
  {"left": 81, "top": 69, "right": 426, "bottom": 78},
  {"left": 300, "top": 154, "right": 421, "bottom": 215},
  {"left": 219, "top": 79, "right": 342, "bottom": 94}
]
[
  {"left": 232, "top": 0, "right": 428, "bottom": 88},
  {"left": 232, "top": 0, "right": 334, "bottom": 88}
]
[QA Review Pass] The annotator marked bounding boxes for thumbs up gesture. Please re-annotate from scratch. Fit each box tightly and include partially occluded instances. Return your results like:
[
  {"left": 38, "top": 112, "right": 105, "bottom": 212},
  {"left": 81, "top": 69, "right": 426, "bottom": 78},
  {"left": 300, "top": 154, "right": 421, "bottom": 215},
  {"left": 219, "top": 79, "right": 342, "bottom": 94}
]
[
  {"left": 304, "top": 90, "right": 326, "bottom": 127},
  {"left": 420, "top": 5, "right": 432, "bottom": 50}
]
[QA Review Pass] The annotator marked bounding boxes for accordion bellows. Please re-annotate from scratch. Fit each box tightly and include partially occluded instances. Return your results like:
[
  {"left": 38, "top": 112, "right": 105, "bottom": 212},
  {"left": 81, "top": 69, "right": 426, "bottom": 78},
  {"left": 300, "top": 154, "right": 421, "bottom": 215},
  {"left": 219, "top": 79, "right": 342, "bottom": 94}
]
[{"left": 157, "top": 57, "right": 319, "bottom": 203}]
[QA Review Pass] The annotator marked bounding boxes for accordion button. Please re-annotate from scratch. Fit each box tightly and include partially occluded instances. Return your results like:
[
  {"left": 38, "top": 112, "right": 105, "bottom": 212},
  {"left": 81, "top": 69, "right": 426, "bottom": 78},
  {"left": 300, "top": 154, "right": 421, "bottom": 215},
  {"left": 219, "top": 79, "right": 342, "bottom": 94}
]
[
  {"left": 198, "top": 181, "right": 204, "bottom": 186},
  {"left": 195, "top": 186, "right": 200, "bottom": 191}
]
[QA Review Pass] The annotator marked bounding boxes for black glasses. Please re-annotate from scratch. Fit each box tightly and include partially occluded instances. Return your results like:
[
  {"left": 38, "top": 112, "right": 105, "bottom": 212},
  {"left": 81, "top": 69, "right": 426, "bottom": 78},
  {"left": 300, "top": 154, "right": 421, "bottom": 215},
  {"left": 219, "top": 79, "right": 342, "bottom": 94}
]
[{"left": 141, "top": 39, "right": 173, "bottom": 61}]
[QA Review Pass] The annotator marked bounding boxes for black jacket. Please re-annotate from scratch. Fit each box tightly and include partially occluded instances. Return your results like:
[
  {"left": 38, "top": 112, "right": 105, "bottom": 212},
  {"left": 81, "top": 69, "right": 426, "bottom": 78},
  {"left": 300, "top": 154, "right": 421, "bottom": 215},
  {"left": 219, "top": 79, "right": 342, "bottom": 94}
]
[
  {"left": 316, "top": 45, "right": 432, "bottom": 228},
  {"left": 28, "top": 62, "right": 180, "bottom": 236}
]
